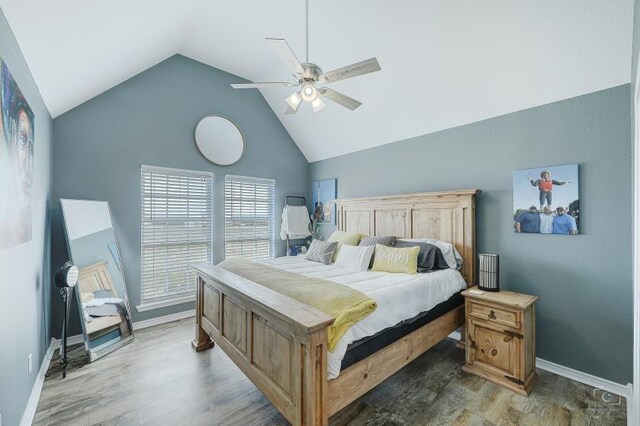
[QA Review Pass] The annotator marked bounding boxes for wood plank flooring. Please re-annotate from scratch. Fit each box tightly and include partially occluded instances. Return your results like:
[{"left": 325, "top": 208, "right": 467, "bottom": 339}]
[{"left": 34, "top": 318, "right": 626, "bottom": 426}]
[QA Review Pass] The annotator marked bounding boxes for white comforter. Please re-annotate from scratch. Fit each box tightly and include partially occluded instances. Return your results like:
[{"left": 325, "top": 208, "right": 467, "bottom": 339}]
[{"left": 259, "top": 256, "right": 467, "bottom": 379}]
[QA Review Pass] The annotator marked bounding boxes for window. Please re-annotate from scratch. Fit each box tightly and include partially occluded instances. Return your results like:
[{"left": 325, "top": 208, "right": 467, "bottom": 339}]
[
  {"left": 140, "top": 165, "right": 213, "bottom": 308},
  {"left": 225, "top": 175, "right": 275, "bottom": 260}
]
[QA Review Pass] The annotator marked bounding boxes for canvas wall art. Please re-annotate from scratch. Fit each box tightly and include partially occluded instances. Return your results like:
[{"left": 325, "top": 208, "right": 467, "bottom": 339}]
[
  {"left": 311, "top": 178, "right": 337, "bottom": 225},
  {"left": 0, "top": 59, "right": 35, "bottom": 249},
  {"left": 513, "top": 164, "right": 579, "bottom": 235}
]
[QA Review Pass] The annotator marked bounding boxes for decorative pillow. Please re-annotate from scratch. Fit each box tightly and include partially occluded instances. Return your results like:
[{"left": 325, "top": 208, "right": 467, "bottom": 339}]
[
  {"left": 359, "top": 235, "right": 397, "bottom": 268},
  {"left": 327, "top": 230, "right": 363, "bottom": 262},
  {"left": 335, "top": 244, "right": 375, "bottom": 271},
  {"left": 359, "top": 235, "right": 397, "bottom": 247},
  {"left": 395, "top": 240, "right": 449, "bottom": 272},
  {"left": 398, "top": 238, "right": 462, "bottom": 270},
  {"left": 305, "top": 240, "right": 338, "bottom": 265},
  {"left": 371, "top": 244, "right": 420, "bottom": 274}
]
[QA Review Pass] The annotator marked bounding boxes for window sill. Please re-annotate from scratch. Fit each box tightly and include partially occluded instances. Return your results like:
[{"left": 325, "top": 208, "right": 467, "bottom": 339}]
[{"left": 136, "top": 295, "right": 196, "bottom": 312}]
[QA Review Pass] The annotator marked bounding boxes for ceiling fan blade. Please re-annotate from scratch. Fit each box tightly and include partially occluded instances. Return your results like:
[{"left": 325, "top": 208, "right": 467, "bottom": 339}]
[
  {"left": 231, "top": 82, "right": 294, "bottom": 89},
  {"left": 320, "top": 58, "right": 381, "bottom": 84},
  {"left": 318, "top": 88, "right": 362, "bottom": 110},
  {"left": 266, "top": 38, "right": 306, "bottom": 77},
  {"left": 284, "top": 105, "right": 298, "bottom": 115}
]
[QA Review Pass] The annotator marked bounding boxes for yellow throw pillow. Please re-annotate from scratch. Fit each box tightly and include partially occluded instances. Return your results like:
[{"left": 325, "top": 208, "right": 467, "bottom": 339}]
[
  {"left": 327, "top": 230, "right": 363, "bottom": 262},
  {"left": 371, "top": 244, "right": 420, "bottom": 274}
]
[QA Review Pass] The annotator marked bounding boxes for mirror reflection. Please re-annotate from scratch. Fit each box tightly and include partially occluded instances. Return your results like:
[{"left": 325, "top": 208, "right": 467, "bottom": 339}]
[{"left": 60, "top": 199, "right": 133, "bottom": 360}]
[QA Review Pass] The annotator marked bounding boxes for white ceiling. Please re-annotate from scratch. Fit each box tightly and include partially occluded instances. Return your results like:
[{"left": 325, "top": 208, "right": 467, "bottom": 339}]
[{"left": 1, "top": 0, "right": 634, "bottom": 162}]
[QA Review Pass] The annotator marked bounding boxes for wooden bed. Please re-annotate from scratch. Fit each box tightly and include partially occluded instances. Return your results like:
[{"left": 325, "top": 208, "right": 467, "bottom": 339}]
[{"left": 192, "top": 189, "right": 479, "bottom": 425}]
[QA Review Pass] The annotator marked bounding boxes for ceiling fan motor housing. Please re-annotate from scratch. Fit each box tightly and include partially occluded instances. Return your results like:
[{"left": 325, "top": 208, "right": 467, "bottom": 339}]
[{"left": 300, "top": 63, "right": 323, "bottom": 82}]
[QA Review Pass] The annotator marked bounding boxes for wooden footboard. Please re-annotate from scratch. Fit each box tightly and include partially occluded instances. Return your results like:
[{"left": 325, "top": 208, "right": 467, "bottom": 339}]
[
  {"left": 192, "top": 262, "right": 334, "bottom": 426},
  {"left": 192, "top": 262, "right": 465, "bottom": 425}
]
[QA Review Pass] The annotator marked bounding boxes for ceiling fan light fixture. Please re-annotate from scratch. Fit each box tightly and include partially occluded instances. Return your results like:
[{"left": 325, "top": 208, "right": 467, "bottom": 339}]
[
  {"left": 301, "top": 84, "right": 317, "bottom": 102},
  {"left": 230, "top": 0, "right": 380, "bottom": 113},
  {"left": 286, "top": 92, "right": 302, "bottom": 110},
  {"left": 311, "top": 96, "right": 325, "bottom": 113}
]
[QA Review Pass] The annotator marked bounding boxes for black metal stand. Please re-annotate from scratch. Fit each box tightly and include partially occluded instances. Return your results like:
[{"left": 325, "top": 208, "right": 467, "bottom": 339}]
[
  {"left": 61, "top": 286, "right": 72, "bottom": 377},
  {"left": 46, "top": 287, "right": 82, "bottom": 379}
]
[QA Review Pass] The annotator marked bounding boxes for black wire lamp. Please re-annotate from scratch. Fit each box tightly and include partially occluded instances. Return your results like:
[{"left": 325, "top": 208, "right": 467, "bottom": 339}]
[{"left": 478, "top": 253, "right": 500, "bottom": 292}]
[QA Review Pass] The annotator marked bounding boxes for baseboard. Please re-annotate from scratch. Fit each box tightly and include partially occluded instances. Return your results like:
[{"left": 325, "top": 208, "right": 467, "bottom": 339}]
[
  {"left": 55, "top": 310, "right": 198, "bottom": 349},
  {"left": 51, "top": 333, "right": 84, "bottom": 351},
  {"left": 535, "top": 358, "right": 632, "bottom": 399},
  {"left": 133, "top": 309, "right": 195, "bottom": 330},
  {"left": 66, "top": 334, "right": 84, "bottom": 346},
  {"left": 20, "top": 338, "right": 57, "bottom": 426},
  {"left": 448, "top": 330, "right": 631, "bottom": 399}
]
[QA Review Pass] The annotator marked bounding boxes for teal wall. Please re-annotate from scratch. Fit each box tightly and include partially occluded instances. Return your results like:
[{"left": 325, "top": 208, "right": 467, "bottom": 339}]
[
  {"left": 310, "top": 85, "right": 633, "bottom": 384},
  {"left": 0, "top": 9, "right": 53, "bottom": 426},
  {"left": 52, "top": 55, "right": 309, "bottom": 334}
]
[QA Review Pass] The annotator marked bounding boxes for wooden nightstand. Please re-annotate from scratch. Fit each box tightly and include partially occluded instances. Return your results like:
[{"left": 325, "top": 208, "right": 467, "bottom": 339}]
[{"left": 461, "top": 286, "right": 538, "bottom": 396}]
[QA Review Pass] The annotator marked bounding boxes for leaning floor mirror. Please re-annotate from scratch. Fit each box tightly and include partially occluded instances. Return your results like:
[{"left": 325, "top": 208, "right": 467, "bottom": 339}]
[{"left": 60, "top": 199, "right": 134, "bottom": 361}]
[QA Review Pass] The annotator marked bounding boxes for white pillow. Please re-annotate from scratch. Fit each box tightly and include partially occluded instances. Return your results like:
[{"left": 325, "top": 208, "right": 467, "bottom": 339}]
[
  {"left": 398, "top": 238, "right": 463, "bottom": 270},
  {"left": 335, "top": 244, "right": 375, "bottom": 271}
]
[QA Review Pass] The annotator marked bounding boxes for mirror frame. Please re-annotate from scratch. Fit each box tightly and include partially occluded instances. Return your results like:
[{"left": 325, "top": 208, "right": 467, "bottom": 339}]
[
  {"left": 194, "top": 114, "right": 245, "bottom": 166},
  {"left": 60, "top": 199, "right": 134, "bottom": 361}
]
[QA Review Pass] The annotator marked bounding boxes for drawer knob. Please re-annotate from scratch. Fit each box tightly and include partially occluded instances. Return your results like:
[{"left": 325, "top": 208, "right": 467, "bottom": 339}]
[{"left": 488, "top": 310, "right": 497, "bottom": 320}]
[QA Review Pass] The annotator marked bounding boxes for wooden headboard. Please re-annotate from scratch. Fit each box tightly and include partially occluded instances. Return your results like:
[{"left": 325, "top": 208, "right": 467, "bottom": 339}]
[{"left": 335, "top": 189, "right": 480, "bottom": 285}]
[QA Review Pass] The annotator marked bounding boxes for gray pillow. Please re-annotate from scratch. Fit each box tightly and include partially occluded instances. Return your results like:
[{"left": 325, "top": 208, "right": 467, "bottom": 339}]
[
  {"left": 305, "top": 240, "right": 338, "bottom": 265},
  {"left": 395, "top": 240, "right": 449, "bottom": 272},
  {"left": 359, "top": 235, "right": 397, "bottom": 247}
]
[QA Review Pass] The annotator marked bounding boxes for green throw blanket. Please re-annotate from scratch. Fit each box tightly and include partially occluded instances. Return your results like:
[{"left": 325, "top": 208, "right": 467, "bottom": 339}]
[{"left": 217, "top": 258, "right": 377, "bottom": 351}]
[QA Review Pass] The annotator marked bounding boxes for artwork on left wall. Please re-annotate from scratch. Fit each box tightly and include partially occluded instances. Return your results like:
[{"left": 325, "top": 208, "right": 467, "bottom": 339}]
[{"left": 0, "top": 59, "right": 35, "bottom": 249}]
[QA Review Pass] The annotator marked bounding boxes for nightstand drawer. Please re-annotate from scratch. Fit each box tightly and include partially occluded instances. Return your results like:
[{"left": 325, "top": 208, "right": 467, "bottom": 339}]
[{"left": 468, "top": 301, "right": 520, "bottom": 329}]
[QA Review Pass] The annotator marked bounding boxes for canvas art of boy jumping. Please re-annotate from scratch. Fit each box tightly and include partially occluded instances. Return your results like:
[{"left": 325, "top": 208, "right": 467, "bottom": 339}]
[{"left": 527, "top": 170, "right": 572, "bottom": 209}]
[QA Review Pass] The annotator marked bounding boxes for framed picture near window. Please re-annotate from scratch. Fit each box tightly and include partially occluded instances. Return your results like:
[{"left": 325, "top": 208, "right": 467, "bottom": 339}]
[
  {"left": 311, "top": 179, "right": 337, "bottom": 225},
  {"left": 513, "top": 164, "right": 579, "bottom": 235}
]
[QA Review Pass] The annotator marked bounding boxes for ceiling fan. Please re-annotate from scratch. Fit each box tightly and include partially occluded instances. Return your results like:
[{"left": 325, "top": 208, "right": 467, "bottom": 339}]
[{"left": 230, "top": 0, "right": 381, "bottom": 114}]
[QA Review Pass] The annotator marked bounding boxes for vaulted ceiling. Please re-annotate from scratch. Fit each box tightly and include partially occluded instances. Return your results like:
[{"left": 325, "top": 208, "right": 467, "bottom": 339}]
[{"left": 1, "top": 0, "right": 633, "bottom": 161}]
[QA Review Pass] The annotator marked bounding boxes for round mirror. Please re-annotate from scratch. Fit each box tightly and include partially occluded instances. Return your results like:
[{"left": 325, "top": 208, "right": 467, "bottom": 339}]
[{"left": 194, "top": 115, "right": 245, "bottom": 166}]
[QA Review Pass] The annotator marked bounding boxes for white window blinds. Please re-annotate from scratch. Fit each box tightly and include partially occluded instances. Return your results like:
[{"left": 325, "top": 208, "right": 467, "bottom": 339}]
[
  {"left": 141, "top": 165, "right": 213, "bottom": 304},
  {"left": 225, "top": 175, "right": 275, "bottom": 260}
]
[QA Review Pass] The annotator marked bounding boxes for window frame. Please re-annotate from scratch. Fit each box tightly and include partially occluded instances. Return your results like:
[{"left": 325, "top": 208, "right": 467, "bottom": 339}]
[
  {"left": 224, "top": 174, "right": 276, "bottom": 261},
  {"left": 138, "top": 165, "right": 214, "bottom": 312}
]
